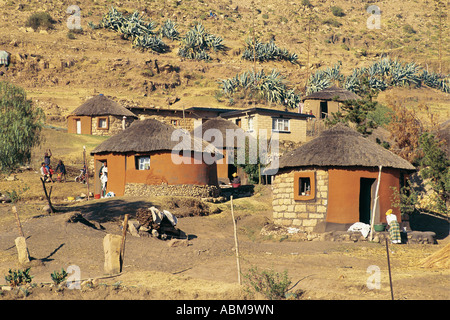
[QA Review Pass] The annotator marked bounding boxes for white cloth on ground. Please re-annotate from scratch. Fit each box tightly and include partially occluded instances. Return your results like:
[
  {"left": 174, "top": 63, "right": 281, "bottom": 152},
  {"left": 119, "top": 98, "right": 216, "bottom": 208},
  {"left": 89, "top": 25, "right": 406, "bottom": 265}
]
[{"left": 347, "top": 222, "right": 371, "bottom": 238}]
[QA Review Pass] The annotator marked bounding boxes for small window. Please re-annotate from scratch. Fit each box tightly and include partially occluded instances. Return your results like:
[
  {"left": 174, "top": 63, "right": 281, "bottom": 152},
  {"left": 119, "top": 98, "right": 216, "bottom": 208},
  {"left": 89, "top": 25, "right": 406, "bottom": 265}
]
[
  {"left": 272, "top": 118, "right": 290, "bottom": 132},
  {"left": 294, "top": 171, "right": 315, "bottom": 200},
  {"left": 135, "top": 156, "right": 150, "bottom": 170},
  {"left": 98, "top": 117, "right": 108, "bottom": 129},
  {"left": 171, "top": 119, "right": 179, "bottom": 126}
]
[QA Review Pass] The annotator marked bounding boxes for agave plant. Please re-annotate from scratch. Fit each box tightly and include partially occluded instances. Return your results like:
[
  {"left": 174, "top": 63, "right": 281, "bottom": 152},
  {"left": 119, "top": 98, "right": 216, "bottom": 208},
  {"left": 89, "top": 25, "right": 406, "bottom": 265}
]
[
  {"left": 159, "top": 19, "right": 180, "bottom": 40},
  {"left": 242, "top": 38, "right": 298, "bottom": 64},
  {"left": 219, "top": 69, "right": 301, "bottom": 109},
  {"left": 178, "top": 23, "right": 225, "bottom": 61},
  {"left": 89, "top": 6, "right": 167, "bottom": 53}
]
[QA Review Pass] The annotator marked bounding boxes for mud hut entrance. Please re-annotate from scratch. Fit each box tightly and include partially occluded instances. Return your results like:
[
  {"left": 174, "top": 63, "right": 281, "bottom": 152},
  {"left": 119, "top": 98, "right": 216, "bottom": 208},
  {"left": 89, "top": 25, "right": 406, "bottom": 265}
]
[{"left": 359, "top": 178, "right": 376, "bottom": 224}]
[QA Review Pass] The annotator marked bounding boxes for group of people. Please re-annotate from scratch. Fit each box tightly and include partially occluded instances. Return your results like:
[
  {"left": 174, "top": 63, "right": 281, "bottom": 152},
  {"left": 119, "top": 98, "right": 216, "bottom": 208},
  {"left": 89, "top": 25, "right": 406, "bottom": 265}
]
[{"left": 40, "top": 149, "right": 66, "bottom": 183}]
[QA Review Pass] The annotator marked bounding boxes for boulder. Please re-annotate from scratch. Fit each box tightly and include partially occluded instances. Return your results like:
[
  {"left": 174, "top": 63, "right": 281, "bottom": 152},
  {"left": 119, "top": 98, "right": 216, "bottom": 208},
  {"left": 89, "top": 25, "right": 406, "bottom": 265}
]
[
  {"left": 128, "top": 220, "right": 140, "bottom": 237},
  {"left": 15, "top": 236, "right": 30, "bottom": 264},
  {"left": 103, "top": 234, "right": 122, "bottom": 275}
]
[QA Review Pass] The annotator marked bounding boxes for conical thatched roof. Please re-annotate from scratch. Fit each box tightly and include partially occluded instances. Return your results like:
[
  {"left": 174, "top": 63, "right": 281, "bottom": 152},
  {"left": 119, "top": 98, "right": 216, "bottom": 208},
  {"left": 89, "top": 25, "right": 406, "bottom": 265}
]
[
  {"left": 191, "top": 117, "right": 250, "bottom": 148},
  {"left": 91, "top": 118, "right": 220, "bottom": 155},
  {"left": 71, "top": 94, "right": 137, "bottom": 118},
  {"left": 279, "top": 123, "right": 416, "bottom": 171},
  {"left": 303, "top": 86, "right": 362, "bottom": 102}
]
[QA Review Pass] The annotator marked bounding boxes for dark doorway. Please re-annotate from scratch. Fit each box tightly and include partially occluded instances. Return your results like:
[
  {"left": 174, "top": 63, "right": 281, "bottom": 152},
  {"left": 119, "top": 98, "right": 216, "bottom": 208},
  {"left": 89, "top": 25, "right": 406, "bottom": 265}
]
[
  {"left": 359, "top": 178, "right": 376, "bottom": 224},
  {"left": 319, "top": 101, "right": 328, "bottom": 119}
]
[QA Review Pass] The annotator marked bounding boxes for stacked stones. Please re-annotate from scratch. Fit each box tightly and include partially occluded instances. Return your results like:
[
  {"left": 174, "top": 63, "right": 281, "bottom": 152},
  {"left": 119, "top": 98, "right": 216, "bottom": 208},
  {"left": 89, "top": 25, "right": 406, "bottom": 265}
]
[
  {"left": 272, "top": 169, "right": 329, "bottom": 232},
  {"left": 125, "top": 183, "right": 220, "bottom": 198}
]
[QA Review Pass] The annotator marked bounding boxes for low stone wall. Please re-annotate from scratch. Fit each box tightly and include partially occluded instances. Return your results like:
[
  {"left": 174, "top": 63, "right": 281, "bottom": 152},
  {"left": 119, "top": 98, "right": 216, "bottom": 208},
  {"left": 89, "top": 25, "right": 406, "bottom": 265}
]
[
  {"left": 260, "top": 224, "right": 437, "bottom": 244},
  {"left": 124, "top": 183, "right": 220, "bottom": 198},
  {"left": 272, "top": 169, "right": 329, "bottom": 232}
]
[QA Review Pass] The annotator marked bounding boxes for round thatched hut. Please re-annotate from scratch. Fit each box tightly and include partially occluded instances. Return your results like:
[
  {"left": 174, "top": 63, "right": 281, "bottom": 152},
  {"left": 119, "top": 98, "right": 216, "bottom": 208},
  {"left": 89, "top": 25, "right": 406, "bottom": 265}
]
[
  {"left": 67, "top": 94, "right": 137, "bottom": 136},
  {"left": 272, "top": 124, "right": 416, "bottom": 232},
  {"left": 192, "top": 117, "right": 249, "bottom": 184},
  {"left": 302, "top": 86, "right": 362, "bottom": 119},
  {"left": 90, "top": 118, "right": 221, "bottom": 198}
]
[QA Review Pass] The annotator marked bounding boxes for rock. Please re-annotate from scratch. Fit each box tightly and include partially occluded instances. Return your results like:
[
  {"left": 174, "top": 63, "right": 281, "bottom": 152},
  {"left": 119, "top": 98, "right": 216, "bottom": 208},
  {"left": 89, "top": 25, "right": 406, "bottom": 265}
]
[
  {"left": 15, "top": 236, "right": 30, "bottom": 264},
  {"left": 42, "top": 205, "right": 51, "bottom": 213},
  {"left": 103, "top": 234, "right": 122, "bottom": 275},
  {"left": 128, "top": 220, "right": 140, "bottom": 237},
  {"left": 0, "top": 195, "right": 11, "bottom": 203},
  {"left": 5, "top": 175, "right": 17, "bottom": 181}
]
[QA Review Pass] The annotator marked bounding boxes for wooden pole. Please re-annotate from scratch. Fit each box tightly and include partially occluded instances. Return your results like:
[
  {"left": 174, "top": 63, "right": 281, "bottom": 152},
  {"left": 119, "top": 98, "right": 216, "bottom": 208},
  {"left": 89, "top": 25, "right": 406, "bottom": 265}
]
[
  {"left": 230, "top": 196, "right": 242, "bottom": 285},
  {"left": 120, "top": 214, "right": 129, "bottom": 272},
  {"left": 12, "top": 206, "right": 24, "bottom": 237},
  {"left": 40, "top": 177, "right": 55, "bottom": 213},
  {"left": 385, "top": 238, "right": 394, "bottom": 300},
  {"left": 84, "top": 146, "right": 90, "bottom": 200},
  {"left": 369, "top": 165, "right": 382, "bottom": 241}
]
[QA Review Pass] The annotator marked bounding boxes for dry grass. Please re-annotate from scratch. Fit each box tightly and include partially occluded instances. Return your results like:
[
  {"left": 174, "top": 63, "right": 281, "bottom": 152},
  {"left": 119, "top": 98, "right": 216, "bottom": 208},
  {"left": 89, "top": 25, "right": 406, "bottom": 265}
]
[{"left": 0, "top": 0, "right": 447, "bottom": 127}]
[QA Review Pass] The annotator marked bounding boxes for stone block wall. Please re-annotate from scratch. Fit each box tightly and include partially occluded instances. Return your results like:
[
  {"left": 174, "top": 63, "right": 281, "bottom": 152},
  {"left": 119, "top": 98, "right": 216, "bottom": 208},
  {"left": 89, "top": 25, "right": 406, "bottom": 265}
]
[
  {"left": 92, "top": 116, "right": 134, "bottom": 136},
  {"left": 125, "top": 183, "right": 220, "bottom": 198},
  {"left": 272, "top": 169, "right": 329, "bottom": 232}
]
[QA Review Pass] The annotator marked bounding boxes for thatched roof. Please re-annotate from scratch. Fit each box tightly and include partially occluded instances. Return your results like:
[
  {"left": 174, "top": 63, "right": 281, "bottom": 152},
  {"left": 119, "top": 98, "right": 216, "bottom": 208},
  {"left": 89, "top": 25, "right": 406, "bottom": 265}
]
[
  {"left": 279, "top": 123, "right": 416, "bottom": 171},
  {"left": 71, "top": 94, "right": 137, "bottom": 118},
  {"left": 303, "top": 86, "right": 362, "bottom": 102},
  {"left": 191, "top": 117, "right": 251, "bottom": 148},
  {"left": 91, "top": 118, "right": 220, "bottom": 155}
]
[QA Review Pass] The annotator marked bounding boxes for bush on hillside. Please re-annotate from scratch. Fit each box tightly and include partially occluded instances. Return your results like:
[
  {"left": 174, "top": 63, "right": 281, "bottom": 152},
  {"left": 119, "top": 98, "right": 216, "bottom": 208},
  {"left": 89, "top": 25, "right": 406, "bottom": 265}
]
[{"left": 26, "top": 12, "right": 55, "bottom": 31}]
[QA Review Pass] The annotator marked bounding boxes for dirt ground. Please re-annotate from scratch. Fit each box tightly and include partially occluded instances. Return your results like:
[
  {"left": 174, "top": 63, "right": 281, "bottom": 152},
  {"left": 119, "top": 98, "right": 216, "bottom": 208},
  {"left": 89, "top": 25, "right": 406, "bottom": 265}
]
[{"left": 0, "top": 189, "right": 449, "bottom": 301}]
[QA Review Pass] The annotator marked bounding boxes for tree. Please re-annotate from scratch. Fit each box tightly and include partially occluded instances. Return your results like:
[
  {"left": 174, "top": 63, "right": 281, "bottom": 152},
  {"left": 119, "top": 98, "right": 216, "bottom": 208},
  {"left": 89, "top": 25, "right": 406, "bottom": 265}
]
[
  {"left": 417, "top": 132, "right": 450, "bottom": 215},
  {"left": 387, "top": 103, "right": 423, "bottom": 164},
  {"left": 0, "top": 81, "right": 45, "bottom": 172},
  {"left": 325, "top": 98, "right": 379, "bottom": 136}
]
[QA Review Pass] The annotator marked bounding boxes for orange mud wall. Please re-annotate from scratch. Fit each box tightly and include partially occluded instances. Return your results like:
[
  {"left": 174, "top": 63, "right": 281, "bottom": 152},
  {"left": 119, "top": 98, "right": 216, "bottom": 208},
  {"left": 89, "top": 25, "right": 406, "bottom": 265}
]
[
  {"left": 326, "top": 167, "right": 402, "bottom": 224},
  {"left": 94, "top": 151, "right": 218, "bottom": 196},
  {"left": 67, "top": 115, "right": 92, "bottom": 135}
]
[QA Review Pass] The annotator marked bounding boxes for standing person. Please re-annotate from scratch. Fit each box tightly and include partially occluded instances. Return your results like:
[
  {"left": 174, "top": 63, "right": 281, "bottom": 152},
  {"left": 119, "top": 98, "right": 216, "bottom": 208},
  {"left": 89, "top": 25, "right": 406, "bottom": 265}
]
[
  {"left": 55, "top": 160, "right": 66, "bottom": 182},
  {"left": 386, "top": 209, "right": 401, "bottom": 244},
  {"left": 44, "top": 149, "right": 52, "bottom": 166},
  {"left": 100, "top": 162, "right": 108, "bottom": 197}
]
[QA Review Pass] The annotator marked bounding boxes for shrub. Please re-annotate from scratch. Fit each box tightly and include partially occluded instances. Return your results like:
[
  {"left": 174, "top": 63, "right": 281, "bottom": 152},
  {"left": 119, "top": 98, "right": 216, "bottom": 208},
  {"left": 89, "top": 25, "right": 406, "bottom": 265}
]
[
  {"left": 322, "top": 18, "right": 342, "bottom": 28},
  {"left": 330, "top": 6, "right": 345, "bottom": 17},
  {"left": 301, "top": 0, "right": 313, "bottom": 8},
  {"left": 5, "top": 268, "right": 33, "bottom": 287},
  {"left": 25, "top": 12, "right": 55, "bottom": 31},
  {"left": 51, "top": 268, "right": 68, "bottom": 285},
  {"left": 244, "top": 267, "right": 292, "bottom": 300},
  {"left": 403, "top": 24, "right": 416, "bottom": 34},
  {"left": 67, "top": 31, "right": 76, "bottom": 39}
]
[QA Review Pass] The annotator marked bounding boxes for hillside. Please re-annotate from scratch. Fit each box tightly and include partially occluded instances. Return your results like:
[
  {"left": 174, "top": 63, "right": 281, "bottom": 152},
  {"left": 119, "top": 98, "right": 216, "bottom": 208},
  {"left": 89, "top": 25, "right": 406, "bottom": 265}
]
[{"left": 0, "top": 0, "right": 448, "bottom": 128}]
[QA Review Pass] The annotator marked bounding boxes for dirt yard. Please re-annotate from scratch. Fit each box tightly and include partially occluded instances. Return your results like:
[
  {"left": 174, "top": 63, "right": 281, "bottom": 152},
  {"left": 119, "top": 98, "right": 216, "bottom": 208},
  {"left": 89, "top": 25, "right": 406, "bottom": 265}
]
[{"left": 0, "top": 187, "right": 449, "bottom": 301}]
